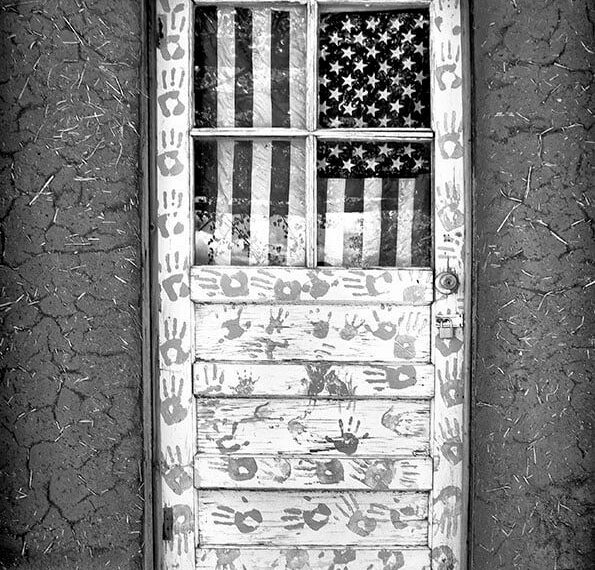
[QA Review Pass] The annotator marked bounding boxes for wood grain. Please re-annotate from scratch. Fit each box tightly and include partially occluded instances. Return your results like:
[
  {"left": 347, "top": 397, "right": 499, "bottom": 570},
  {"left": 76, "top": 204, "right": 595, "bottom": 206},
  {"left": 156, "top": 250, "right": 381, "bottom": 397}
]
[
  {"left": 196, "top": 398, "right": 430, "bottom": 456},
  {"left": 194, "top": 304, "right": 431, "bottom": 362},
  {"left": 198, "top": 490, "right": 428, "bottom": 546},
  {"left": 196, "top": 547, "right": 432, "bottom": 570},
  {"left": 193, "top": 362, "right": 434, "bottom": 399},
  {"left": 195, "top": 454, "right": 432, "bottom": 491},
  {"left": 191, "top": 266, "right": 433, "bottom": 304}
]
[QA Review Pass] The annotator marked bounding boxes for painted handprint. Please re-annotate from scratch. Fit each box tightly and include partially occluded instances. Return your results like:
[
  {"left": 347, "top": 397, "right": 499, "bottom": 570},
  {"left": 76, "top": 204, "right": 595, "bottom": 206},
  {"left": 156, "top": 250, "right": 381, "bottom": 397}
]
[
  {"left": 394, "top": 312, "right": 425, "bottom": 360},
  {"left": 218, "top": 307, "right": 251, "bottom": 342},
  {"left": 368, "top": 501, "right": 417, "bottom": 531},
  {"left": 159, "top": 317, "right": 189, "bottom": 366},
  {"left": 341, "top": 271, "right": 392, "bottom": 297},
  {"left": 220, "top": 270, "right": 249, "bottom": 298},
  {"left": 157, "top": 188, "right": 184, "bottom": 238},
  {"left": 231, "top": 370, "right": 255, "bottom": 396},
  {"left": 332, "top": 549, "right": 357, "bottom": 564},
  {"left": 260, "top": 457, "right": 292, "bottom": 484},
  {"left": 337, "top": 494, "right": 377, "bottom": 537},
  {"left": 381, "top": 407, "right": 425, "bottom": 437},
  {"left": 282, "top": 502, "right": 332, "bottom": 531},
  {"left": 309, "top": 309, "right": 332, "bottom": 339},
  {"left": 436, "top": 40, "right": 462, "bottom": 91},
  {"left": 433, "top": 486, "right": 462, "bottom": 539},
  {"left": 438, "top": 178, "right": 464, "bottom": 232},
  {"left": 265, "top": 308, "right": 289, "bottom": 334},
  {"left": 363, "top": 365, "right": 418, "bottom": 392},
  {"left": 273, "top": 278, "right": 302, "bottom": 301},
  {"left": 438, "top": 357, "right": 463, "bottom": 407},
  {"left": 161, "top": 445, "right": 192, "bottom": 495},
  {"left": 303, "top": 270, "right": 336, "bottom": 299},
  {"left": 166, "top": 503, "right": 193, "bottom": 555},
  {"left": 212, "top": 501, "right": 263, "bottom": 534},
  {"left": 440, "top": 417, "right": 463, "bottom": 465},
  {"left": 157, "top": 129, "right": 184, "bottom": 176},
  {"left": 158, "top": 68, "right": 186, "bottom": 117},
  {"left": 213, "top": 548, "right": 241, "bottom": 570},
  {"left": 351, "top": 459, "right": 395, "bottom": 490},
  {"left": 324, "top": 417, "right": 369, "bottom": 455},
  {"left": 161, "top": 374, "right": 188, "bottom": 425},
  {"left": 158, "top": 0, "right": 187, "bottom": 61},
  {"left": 339, "top": 314, "right": 365, "bottom": 341},
  {"left": 161, "top": 251, "right": 189, "bottom": 301},
  {"left": 377, "top": 549, "right": 406, "bottom": 570},
  {"left": 438, "top": 111, "right": 463, "bottom": 160},
  {"left": 196, "top": 363, "right": 225, "bottom": 395},
  {"left": 365, "top": 310, "right": 397, "bottom": 340},
  {"left": 431, "top": 544, "right": 458, "bottom": 570},
  {"left": 225, "top": 456, "right": 258, "bottom": 482},
  {"left": 216, "top": 422, "right": 250, "bottom": 454},
  {"left": 284, "top": 549, "right": 311, "bottom": 568},
  {"left": 295, "top": 458, "right": 345, "bottom": 485}
]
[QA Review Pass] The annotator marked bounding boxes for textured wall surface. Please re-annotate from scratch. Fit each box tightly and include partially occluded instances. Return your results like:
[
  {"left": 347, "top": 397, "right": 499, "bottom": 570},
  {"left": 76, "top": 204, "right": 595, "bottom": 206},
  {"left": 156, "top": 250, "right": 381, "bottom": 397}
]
[
  {"left": 0, "top": 1, "right": 143, "bottom": 568},
  {"left": 471, "top": 0, "right": 593, "bottom": 569}
]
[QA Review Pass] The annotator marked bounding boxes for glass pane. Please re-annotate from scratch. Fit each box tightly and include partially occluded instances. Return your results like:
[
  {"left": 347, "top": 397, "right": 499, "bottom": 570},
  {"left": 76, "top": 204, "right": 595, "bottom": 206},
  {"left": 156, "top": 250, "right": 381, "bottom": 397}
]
[
  {"left": 194, "top": 138, "right": 306, "bottom": 266},
  {"left": 194, "top": 6, "right": 307, "bottom": 128},
  {"left": 317, "top": 141, "right": 431, "bottom": 268},
  {"left": 318, "top": 10, "right": 430, "bottom": 128}
]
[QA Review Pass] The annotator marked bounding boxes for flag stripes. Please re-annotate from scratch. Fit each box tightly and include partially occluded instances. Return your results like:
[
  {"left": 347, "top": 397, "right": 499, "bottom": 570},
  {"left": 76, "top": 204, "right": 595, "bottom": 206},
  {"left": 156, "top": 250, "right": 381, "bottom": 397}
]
[
  {"left": 317, "top": 176, "right": 431, "bottom": 268},
  {"left": 195, "top": 7, "right": 306, "bottom": 128},
  {"left": 194, "top": 139, "right": 306, "bottom": 267}
]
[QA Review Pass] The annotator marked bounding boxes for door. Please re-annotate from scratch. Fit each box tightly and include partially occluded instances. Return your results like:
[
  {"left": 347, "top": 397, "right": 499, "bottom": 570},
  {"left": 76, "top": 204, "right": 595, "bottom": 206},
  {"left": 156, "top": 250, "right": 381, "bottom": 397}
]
[{"left": 154, "top": 1, "right": 470, "bottom": 569}]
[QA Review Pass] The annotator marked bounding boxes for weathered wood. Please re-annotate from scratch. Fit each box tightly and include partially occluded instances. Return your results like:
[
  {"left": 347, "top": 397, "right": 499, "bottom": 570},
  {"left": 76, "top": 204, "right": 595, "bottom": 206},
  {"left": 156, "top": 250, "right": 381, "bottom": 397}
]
[
  {"left": 198, "top": 490, "right": 428, "bottom": 546},
  {"left": 191, "top": 266, "right": 433, "bottom": 304},
  {"left": 195, "top": 454, "right": 432, "bottom": 491},
  {"left": 194, "top": 304, "right": 431, "bottom": 362},
  {"left": 193, "top": 362, "right": 434, "bottom": 398},
  {"left": 196, "top": 398, "right": 430, "bottom": 456},
  {"left": 196, "top": 547, "right": 431, "bottom": 569}
]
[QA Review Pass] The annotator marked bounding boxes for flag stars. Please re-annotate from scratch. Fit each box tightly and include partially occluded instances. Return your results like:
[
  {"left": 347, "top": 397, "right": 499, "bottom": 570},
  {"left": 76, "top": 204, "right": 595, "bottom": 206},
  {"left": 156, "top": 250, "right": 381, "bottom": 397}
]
[
  {"left": 367, "top": 102, "right": 379, "bottom": 117},
  {"left": 342, "top": 100, "right": 357, "bottom": 115},
  {"left": 414, "top": 100, "right": 426, "bottom": 114},
  {"left": 330, "top": 61, "right": 344, "bottom": 75},
  {"left": 402, "top": 30, "right": 415, "bottom": 44},
  {"left": 342, "top": 18, "right": 355, "bottom": 34},
  {"left": 414, "top": 70, "right": 427, "bottom": 84},
  {"left": 342, "top": 158, "right": 355, "bottom": 172},
  {"left": 366, "top": 17, "right": 379, "bottom": 30},
  {"left": 329, "top": 87, "right": 341, "bottom": 101},
  {"left": 342, "top": 74, "right": 356, "bottom": 88},
  {"left": 378, "top": 88, "right": 391, "bottom": 101},
  {"left": 354, "top": 59, "right": 366, "bottom": 73},
  {"left": 413, "top": 157, "right": 426, "bottom": 171},
  {"left": 329, "top": 145, "right": 342, "bottom": 158},
  {"left": 402, "top": 58, "right": 414, "bottom": 71},
  {"left": 379, "top": 60, "right": 391, "bottom": 74},
  {"left": 329, "top": 31, "right": 341, "bottom": 45},
  {"left": 341, "top": 46, "right": 355, "bottom": 60},
  {"left": 353, "top": 31, "right": 366, "bottom": 44}
]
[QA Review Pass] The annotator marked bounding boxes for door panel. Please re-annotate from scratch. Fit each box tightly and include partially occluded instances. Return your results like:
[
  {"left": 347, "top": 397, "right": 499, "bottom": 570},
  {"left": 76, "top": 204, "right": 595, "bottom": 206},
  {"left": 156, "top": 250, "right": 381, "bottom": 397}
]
[
  {"left": 195, "top": 548, "right": 432, "bottom": 570},
  {"left": 198, "top": 490, "right": 428, "bottom": 546},
  {"left": 196, "top": 398, "right": 430, "bottom": 456},
  {"left": 193, "top": 362, "right": 435, "bottom": 398},
  {"left": 194, "top": 304, "right": 431, "bottom": 361},
  {"left": 195, "top": 455, "right": 433, "bottom": 490},
  {"left": 191, "top": 266, "right": 434, "bottom": 304}
]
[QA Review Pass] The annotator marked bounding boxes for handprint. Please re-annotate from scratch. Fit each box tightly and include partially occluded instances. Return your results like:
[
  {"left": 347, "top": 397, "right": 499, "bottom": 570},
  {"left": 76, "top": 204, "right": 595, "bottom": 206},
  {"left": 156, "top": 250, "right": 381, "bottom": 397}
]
[
  {"left": 363, "top": 365, "right": 418, "bottom": 392},
  {"left": 437, "top": 111, "right": 463, "bottom": 160},
  {"left": 160, "top": 318, "right": 189, "bottom": 365},
  {"left": 158, "top": 67, "right": 186, "bottom": 117},
  {"left": 220, "top": 270, "right": 249, "bottom": 298},
  {"left": 158, "top": 1, "right": 187, "bottom": 61},
  {"left": 161, "top": 374, "right": 188, "bottom": 425},
  {"left": 438, "top": 357, "right": 463, "bottom": 406},
  {"left": 265, "top": 308, "right": 289, "bottom": 334},
  {"left": 157, "top": 129, "right": 184, "bottom": 176},
  {"left": 219, "top": 307, "right": 251, "bottom": 341},
  {"left": 437, "top": 178, "right": 464, "bottom": 231},
  {"left": 377, "top": 549, "right": 406, "bottom": 570},
  {"left": 157, "top": 188, "right": 184, "bottom": 238},
  {"left": 282, "top": 502, "right": 332, "bottom": 531},
  {"left": 365, "top": 310, "right": 397, "bottom": 340},
  {"left": 337, "top": 494, "right": 377, "bottom": 537},
  {"left": 273, "top": 278, "right": 302, "bottom": 301},
  {"left": 381, "top": 407, "right": 425, "bottom": 437},
  {"left": 436, "top": 40, "right": 462, "bottom": 91},
  {"left": 431, "top": 544, "right": 458, "bottom": 570},
  {"left": 332, "top": 549, "right": 357, "bottom": 564},
  {"left": 433, "top": 486, "right": 462, "bottom": 539},
  {"left": 440, "top": 417, "right": 463, "bottom": 465},
  {"left": 295, "top": 458, "right": 345, "bottom": 485},
  {"left": 216, "top": 422, "right": 250, "bottom": 454},
  {"left": 213, "top": 502, "right": 263, "bottom": 534},
  {"left": 161, "top": 445, "right": 192, "bottom": 495},
  {"left": 309, "top": 309, "right": 332, "bottom": 339},
  {"left": 260, "top": 457, "right": 292, "bottom": 484},
  {"left": 302, "top": 270, "right": 336, "bottom": 299},
  {"left": 214, "top": 548, "right": 241, "bottom": 570},
  {"left": 324, "top": 417, "right": 369, "bottom": 455},
  {"left": 351, "top": 459, "right": 395, "bottom": 490},
  {"left": 166, "top": 503, "right": 193, "bottom": 555},
  {"left": 226, "top": 456, "right": 258, "bottom": 482},
  {"left": 161, "top": 251, "right": 189, "bottom": 301},
  {"left": 196, "top": 363, "right": 225, "bottom": 395},
  {"left": 339, "top": 314, "right": 365, "bottom": 341}
]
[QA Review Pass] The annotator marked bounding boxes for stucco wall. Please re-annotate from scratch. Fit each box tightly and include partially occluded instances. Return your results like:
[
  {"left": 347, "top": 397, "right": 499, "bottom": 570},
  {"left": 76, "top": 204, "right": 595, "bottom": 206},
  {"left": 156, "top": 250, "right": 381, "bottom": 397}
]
[
  {"left": 0, "top": 1, "right": 144, "bottom": 568},
  {"left": 0, "top": 0, "right": 592, "bottom": 569}
]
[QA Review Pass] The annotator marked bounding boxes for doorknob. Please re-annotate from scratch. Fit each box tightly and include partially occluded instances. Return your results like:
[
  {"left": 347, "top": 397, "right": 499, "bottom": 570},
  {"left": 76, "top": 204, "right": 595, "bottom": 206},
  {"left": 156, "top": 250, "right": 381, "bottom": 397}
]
[{"left": 435, "top": 272, "right": 459, "bottom": 295}]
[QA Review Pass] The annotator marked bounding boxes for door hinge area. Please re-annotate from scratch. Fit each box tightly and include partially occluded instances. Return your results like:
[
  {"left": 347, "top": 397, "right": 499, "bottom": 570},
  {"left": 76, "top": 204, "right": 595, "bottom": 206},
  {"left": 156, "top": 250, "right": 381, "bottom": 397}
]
[{"left": 163, "top": 506, "right": 173, "bottom": 541}]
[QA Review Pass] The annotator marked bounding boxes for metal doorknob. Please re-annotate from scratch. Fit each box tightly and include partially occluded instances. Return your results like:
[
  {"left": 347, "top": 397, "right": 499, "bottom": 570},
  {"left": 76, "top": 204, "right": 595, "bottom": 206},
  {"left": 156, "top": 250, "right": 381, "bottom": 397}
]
[{"left": 436, "top": 272, "right": 459, "bottom": 295}]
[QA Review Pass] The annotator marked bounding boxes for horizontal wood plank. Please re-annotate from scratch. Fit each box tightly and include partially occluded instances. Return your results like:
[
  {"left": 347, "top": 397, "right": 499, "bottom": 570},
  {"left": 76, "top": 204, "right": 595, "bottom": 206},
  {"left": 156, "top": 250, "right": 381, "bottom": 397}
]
[
  {"left": 196, "top": 547, "right": 431, "bottom": 570},
  {"left": 195, "top": 454, "right": 432, "bottom": 490},
  {"left": 197, "top": 490, "right": 428, "bottom": 546},
  {"left": 193, "top": 362, "right": 434, "bottom": 398},
  {"left": 191, "top": 267, "right": 433, "bottom": 305},
  {"left": 196, "top": 398, "right": 430, "bottom": 456},
  {"left": 194, "top": 304, "right": 431, "bottom": 362}
]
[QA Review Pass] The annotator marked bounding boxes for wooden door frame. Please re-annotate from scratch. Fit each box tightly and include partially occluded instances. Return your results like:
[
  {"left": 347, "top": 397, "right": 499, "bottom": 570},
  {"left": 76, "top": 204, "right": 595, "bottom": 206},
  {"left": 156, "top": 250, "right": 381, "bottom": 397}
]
[{"left": 147, "top": 1, "right": 472, "bottom": 568}]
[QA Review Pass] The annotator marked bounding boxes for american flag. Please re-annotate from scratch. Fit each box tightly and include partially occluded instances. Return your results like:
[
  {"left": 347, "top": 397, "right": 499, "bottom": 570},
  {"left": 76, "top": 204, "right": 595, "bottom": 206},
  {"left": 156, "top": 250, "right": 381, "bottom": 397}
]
[
  {"left": 194, "top": 139, "right": 306, "bottom": 266},
  {"left": 318, "top": 10, "right": 430, "bottom": 129},
  {"left": 194, "top": 6, "right": 307, "bottom": 128},
  {"left": 318, "top": 141, "right": 431, "bottom": 268}
]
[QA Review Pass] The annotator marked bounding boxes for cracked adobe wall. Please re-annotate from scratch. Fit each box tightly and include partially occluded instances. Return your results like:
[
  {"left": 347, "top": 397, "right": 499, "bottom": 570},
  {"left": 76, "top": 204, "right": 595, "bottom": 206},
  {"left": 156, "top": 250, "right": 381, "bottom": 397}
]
[
  {"left": 471, "top": 1, "right": 593, "bottom": 569},
  {"left": 0, "top": 1, "right": 143, "bottom": 569}
]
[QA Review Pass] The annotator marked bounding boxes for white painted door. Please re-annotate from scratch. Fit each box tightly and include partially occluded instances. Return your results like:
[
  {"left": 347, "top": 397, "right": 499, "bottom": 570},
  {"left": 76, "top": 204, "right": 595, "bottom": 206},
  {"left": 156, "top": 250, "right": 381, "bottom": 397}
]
[{"left": 155, "top": 1, "right": 470, "bottom": 569}]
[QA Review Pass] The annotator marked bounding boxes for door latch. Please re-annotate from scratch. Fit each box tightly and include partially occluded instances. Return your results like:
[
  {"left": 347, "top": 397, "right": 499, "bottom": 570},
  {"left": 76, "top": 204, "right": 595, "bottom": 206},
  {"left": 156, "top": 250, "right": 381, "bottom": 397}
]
[
  {"left": 436, "top": 314, "right": 463, "bottom": 339},
  {"left": 435, "top": 271, "right": 459, "bottom": 295}
]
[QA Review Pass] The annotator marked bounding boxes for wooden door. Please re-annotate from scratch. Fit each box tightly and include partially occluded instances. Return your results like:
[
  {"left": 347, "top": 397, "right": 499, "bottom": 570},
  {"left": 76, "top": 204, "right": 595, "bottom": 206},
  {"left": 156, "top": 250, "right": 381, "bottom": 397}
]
[{"left": 154, "top": 1, "right": 470, "bottom": 569}]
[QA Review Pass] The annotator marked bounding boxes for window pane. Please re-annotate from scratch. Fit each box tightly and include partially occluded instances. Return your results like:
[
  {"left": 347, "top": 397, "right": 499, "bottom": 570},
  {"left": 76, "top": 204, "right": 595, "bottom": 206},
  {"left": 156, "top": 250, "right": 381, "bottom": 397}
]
[
  {"left": 194, "top": 6, "right": 307, "bottom": 128},
  {"left": 195, "top": 139, "right": 306, "bottom": 266},
  {"left": 317, "top": 141, "right": 431, "bottom": 268},
  {"left": 318, "top": 10, "right": 430, "bottom": 129}
]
